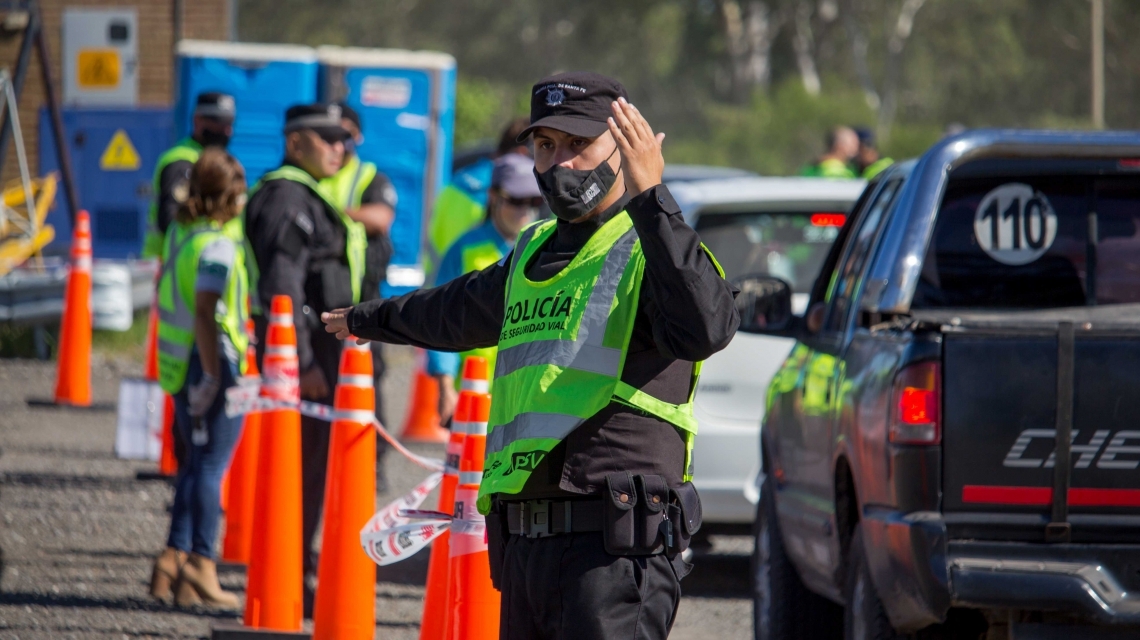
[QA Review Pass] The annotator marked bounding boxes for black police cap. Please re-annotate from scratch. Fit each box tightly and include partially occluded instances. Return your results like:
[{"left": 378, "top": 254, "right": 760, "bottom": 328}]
[
  {"left": 194, "top": 92, "right": 236, "bottom": 121},
  {"left": 283, "top": 103, "right": 351, "bottom": 141},
  {"left": 335, "top": 101, "right": 362, "bottom": 130},
  {"left": 518, "top": 71, "right": 630, "bottom": 142}
]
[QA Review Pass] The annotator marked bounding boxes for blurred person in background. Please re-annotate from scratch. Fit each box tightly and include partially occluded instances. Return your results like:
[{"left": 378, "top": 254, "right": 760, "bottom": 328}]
[
  {"left": 320, "top": 101, "right": 399, "bottom": 491},
  {"left": 426, "top": 153, "right": 543, "bottom": 423},
  {"left": 800, "top": 125, "right": 859, "bottom": 178},
  {"left": 425, "top": 117, "right": 531, "bottom": 276},
  {"left": 149, "top": 148, "right": 249, "bottom": 610},
  {"left": 142, "top": 92, "right": 237, "bottom": 260},
  {"left": 243, "top": 104, "right": 360, "bottom": 604},
  {"left": 854, "top": 127, "right": 894, "bottom": 179}
]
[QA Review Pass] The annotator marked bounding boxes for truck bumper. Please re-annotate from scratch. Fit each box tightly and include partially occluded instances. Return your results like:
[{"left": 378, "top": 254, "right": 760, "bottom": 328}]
[{"left": 861, "top": 509, "right": 1140, "bottom": 632}]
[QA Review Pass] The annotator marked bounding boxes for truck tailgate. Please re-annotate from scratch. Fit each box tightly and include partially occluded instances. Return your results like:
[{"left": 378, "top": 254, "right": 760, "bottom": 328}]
[{"left": 943, "top": 330, "right": 1140, "bottom": 542}]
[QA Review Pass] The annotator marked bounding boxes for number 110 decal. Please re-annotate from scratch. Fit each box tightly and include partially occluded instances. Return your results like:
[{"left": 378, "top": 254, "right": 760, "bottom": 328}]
[{"left": 973, "top": 183, "right": 1058, "bottom": 266}]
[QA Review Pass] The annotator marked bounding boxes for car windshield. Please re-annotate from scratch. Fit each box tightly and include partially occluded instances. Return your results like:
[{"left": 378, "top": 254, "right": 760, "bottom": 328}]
[
  {"left": 696, "top": 212, "right": 843, "bottom": 293},
  {"left": 913, "top": 166, "right": 1140, "bottom": 309}
]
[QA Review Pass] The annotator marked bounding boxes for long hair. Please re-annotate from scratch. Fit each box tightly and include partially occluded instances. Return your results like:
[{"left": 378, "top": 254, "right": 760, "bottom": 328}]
[{"left": 176, "top": 148, "right": 247, "bottom": 225}]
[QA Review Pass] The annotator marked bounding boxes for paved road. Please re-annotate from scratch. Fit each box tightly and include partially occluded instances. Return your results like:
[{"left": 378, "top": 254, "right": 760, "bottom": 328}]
[{"left": 0, "top": 347, "right": 751, "bottom": 638}]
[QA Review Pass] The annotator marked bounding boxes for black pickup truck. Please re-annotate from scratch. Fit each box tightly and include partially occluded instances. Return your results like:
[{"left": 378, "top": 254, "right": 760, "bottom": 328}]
[{"left": 739, "top": 130, "right": 1140, "bottom": 640}]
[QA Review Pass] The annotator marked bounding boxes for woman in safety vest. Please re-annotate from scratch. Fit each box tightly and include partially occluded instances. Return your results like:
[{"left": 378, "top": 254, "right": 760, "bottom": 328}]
[{"left": 148, "top": 148, "right": 249, "bottom": 609}]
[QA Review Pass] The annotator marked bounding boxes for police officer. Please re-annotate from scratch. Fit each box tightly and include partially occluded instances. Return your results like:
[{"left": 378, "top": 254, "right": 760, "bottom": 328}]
[
  {"left": 324, "top": 72, "right": 739, "bottom": 639},
  {"left": 243, "top": 103, "right": 365, "bottom": 590},
  {"left": 425, "top": 118, "right": 531, "bottom": 275},
  {"left": 319, "top": 102, "right": 399, "bottom": 490},
  {"left": 142, "top": 92, "right": 237, "bottom": 260},
  {"left": 853, "top": 127, "right": 894, "bottom": 179},
  {"left": 799, "top": 125, "right": 859, "bottom": 178},
  {"left": 426, "top": 153, "right": 542, "bottom": 423}
]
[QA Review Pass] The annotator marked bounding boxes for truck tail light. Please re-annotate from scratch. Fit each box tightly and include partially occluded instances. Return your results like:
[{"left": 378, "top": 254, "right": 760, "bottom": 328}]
[{"left": 890, "top": 361, "right": 940, "bottom": 445}]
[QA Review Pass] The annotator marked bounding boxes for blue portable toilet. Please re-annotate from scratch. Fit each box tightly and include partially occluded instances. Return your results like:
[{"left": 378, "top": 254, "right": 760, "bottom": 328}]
[
  {"left": 317, "top": 46, "right": 456, "bottom": 297},
  {"left": 38, "top": 107, "right": 174, "bottom": 259},
  {"left": 176, "top": 40, "right": 319, "bottom": 184}
]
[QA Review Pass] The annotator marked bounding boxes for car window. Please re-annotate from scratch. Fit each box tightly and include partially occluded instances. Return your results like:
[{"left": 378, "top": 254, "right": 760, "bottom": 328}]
[
  {"left": 696, "top": 212, "right": 845, "bottom": 293},
  {"left": 912, "top": 174, "right": 1140, "bottom": 309},
  {"left": 822, "top": 178, "right": 902, "bottom": 333}
]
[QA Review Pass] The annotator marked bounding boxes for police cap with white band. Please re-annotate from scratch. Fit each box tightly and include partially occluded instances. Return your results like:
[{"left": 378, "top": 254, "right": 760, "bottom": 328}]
[
  {"left": 518, "top": 71, "right": 630, "bottom": 142},
  {"left": 283, "top": 103, "right": 351, "bottom": 141},
  {"left": 193, "top": 92, "right": 236, "bottom": 122}
]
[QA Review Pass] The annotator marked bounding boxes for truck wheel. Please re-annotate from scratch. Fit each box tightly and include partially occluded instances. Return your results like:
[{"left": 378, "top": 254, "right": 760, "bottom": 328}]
[
  {"left": 845, "top": 524, "right": 902, "bottom": 640},
  {"left": 753, "top": 482, "right": 844, "bottom": 640}
]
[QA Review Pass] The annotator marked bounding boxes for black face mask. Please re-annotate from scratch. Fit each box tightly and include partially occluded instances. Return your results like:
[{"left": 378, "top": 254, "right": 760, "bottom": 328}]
[
  {"left": 534, "top": 146, "right": 619, "bottom": 222},
  {"left": 198, "top": 129, "right": 232, "bottom": 149}
]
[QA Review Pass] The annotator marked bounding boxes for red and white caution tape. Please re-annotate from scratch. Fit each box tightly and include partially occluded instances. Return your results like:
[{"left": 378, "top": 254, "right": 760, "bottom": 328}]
[
  {"left": 223, "top": 382, "right": 444, "bottom": 472},
  {"left": 360, "top": 472, "right": 450, "bottom": 566}
]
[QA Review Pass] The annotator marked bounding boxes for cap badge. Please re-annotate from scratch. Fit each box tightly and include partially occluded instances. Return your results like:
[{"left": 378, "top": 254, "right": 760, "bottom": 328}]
[
  {"left": 328, "top": 104, "right": 342, "bottom": 120},
  {"left": 217, "top": 95, "right": 235, "bottom": 112},
  {"left": 545, "top": 88, "right": 565, "bottom": 107}
]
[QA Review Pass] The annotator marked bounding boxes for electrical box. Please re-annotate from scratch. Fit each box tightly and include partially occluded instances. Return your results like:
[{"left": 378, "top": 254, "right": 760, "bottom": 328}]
[
  {"left": 176, "top": 40, "right": 319, "bottom": 183},
  {"left": 62, "top": 8, "right": 139, "bottom": 106},
  {"left": 318, "top": 46, "right": 456, "bottom": 297},
  {"left": 39, "top": 107, "right": 174, "bottom": 259}
]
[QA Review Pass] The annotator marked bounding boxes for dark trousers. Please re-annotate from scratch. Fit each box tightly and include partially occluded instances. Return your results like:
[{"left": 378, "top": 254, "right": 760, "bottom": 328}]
[
  {"left": 500, "top": 532, "right": 682, "bottom": 640},
  {"left": 301, "top": 328, "right": 343, "bottom": 576}
]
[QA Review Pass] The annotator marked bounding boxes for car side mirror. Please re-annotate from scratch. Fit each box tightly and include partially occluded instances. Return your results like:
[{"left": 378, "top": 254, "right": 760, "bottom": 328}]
[{"left": 733, "top": 274, "right": 795, "bottom": 335}]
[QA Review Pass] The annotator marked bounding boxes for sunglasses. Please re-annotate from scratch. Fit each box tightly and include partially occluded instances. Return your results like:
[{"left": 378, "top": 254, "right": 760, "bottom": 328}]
[
  {"left": 316, "top": 130, "right": 349, "bottom": 145},
  {"left": 503, "top": 195, "right": 545, "bottom": 208}
]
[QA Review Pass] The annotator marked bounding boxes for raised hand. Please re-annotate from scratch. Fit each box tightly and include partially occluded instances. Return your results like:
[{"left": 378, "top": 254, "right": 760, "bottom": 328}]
[{"left": 607, "top": 97, "right": 665, "bottom": 197}]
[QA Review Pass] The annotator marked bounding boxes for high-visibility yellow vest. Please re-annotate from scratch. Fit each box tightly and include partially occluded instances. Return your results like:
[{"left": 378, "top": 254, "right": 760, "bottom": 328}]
[
  {"left": 319, "top": 154, "right": 378, "bottom": 211},
  {"left": 456, "top": 238, "right": 506, "bottom": 390},
  {"left": 143, "top": 138, "right": 202, "bottom": 259},
  {"left": 156, "top": 218, "right": 249, "bottom": 394},
  {"left": 248, "top": 164, "right": 368, "bottom": 304},
  {"left": 476, "top": 212, "right": 722, "bottom": 513}
]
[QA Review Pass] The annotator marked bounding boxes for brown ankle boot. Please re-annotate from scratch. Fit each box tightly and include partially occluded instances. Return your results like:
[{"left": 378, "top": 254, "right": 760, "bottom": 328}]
[
  {"left": 174, "top": 553, "right": 240, "bottom": 610},
  {"left": 149, "top": 547, "right": 186, "bottom": 602}
]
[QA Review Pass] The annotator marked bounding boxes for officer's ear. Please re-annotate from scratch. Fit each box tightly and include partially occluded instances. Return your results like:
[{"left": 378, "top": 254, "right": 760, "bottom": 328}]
[{"left": 284, "top": 131, "right": 304, "bottom": 159}]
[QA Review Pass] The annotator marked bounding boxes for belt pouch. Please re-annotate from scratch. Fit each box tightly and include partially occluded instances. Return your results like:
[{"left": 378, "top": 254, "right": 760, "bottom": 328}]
[
  {"left": 603, "top": 472, "right": 638, "bottom": 554},
  {"left": 486, "top": 504, "right": 507, "bottom": 591},
  {"left": 669, "top": 481, "right": 703, "bottom": 553},
  {"left": 635, "top": 474, "right": 669, "bottom": 551}
]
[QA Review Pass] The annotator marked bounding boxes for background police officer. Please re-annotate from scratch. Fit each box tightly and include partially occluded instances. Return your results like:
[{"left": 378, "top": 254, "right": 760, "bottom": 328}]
[
  {"left": 319, "top": 101, "right": 400, "bottom": 490},
  {"left": 142, "top": 92, "right": 237, "bottom": 260},
  {"left": 243, "top": 103, "right": 361, "bottom": 597},
  {"left": 426, "top": 153, "right": 542, "bottom": 423},
  {"left": 323, "top": 72, "right": 739, "bottom": 639}
]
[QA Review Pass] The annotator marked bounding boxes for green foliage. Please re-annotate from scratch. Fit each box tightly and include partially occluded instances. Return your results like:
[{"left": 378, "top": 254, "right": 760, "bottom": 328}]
[{"left": 453, "top": 77, "right": 527, "bottom": 148}]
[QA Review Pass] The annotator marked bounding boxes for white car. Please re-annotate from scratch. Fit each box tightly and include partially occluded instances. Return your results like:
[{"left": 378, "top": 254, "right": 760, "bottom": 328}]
[{"left": 668, "top": 176, "right": 866, "bottom": 529}]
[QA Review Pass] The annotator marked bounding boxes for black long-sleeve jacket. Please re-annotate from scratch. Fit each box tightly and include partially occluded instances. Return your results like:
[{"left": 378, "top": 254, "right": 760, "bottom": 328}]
[{"left": 350, "top": 184, "right": 739, "bottom": 498}]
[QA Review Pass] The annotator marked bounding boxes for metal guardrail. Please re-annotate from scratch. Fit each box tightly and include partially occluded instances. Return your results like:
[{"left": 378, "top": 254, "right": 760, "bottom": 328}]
[{"left": 0, "top": 257, "right": 156, "bottom": 326}]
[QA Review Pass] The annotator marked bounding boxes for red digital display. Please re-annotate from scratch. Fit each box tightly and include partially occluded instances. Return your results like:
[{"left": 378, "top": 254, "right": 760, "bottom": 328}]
[{"left": 810, "top": 213, "right": 846, "bottom": 227}]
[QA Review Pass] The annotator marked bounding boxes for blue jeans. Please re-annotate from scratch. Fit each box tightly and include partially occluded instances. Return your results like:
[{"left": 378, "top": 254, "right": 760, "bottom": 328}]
[{"left": 166, "top": 348, "right": 244, "bottom": 558}]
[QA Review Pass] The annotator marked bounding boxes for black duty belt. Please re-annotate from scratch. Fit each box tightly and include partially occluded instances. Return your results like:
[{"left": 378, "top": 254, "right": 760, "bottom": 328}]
[{"left": 505, "top": 499, "right": 604, "bottom": 538}]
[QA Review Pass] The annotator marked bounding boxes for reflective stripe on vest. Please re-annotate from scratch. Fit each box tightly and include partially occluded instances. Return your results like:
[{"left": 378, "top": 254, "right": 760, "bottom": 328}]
[
  {"left": 254, "top": 165, "right": 367, "bottom": 304},
  {"left": 477, "top": 212, "right": 706, "bottom": 514},
  {"left": 143, "top": 139, "right": 202, "bottom": 259}
]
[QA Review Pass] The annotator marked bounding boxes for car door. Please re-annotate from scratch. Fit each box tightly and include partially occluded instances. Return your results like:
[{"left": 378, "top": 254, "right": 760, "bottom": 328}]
[{"left": 776, "top": 177, "right": 902, "bottom": 586}]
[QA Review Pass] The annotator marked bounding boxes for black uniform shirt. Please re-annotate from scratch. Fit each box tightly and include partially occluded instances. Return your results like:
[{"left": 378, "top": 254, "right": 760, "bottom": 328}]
[
  {"left": 245, "top": 161, "right": 351, "bottom": 372},
  {"left": 156, "top": 160, "right": 193, "bottom": 238},
  {"left": 350, "top": 184, "right": 739, "bottom": 498}
]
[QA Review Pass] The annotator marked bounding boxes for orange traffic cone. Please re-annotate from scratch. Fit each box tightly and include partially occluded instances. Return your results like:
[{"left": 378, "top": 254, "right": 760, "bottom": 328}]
[
  {"left": 313, "top": 339, "right": 377, "bottom": 640},
  {"left": 222, "top": 327, "right": 263, "bottom": 566},
  {"left": 449, "top": 392, "right": 500, "bottom": 640},
  {"left": 420, "top": 390, "right": 472, "bottom": 640},
  {"left": 228, "top": 295, "right": 305, "bottom": 636},
  {"left": 147, "top": 298, "right": 180, "bottom": 478},
  {"left": 459, "top": 355, "right": 490, "bottom": 394},
  {"left": 401, "top": 350, "right": 449, "bottom": 443},
  {"left": 29, "top": 211, "right": 104, "bottom": 409}
]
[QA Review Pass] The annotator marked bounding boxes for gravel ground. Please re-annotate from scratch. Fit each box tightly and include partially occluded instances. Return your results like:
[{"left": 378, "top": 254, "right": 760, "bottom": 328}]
[{"left": 0, "top": 346, "right": 751, "bottom": 639}]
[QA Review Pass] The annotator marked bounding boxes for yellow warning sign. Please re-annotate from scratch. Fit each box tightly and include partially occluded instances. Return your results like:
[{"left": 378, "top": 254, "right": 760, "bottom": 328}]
[
  {"left": 77, "top": 49, "right": 121, "bottom": 89},
  {"left": 100, "top": 130, "right": 141, "bottom": 171}
]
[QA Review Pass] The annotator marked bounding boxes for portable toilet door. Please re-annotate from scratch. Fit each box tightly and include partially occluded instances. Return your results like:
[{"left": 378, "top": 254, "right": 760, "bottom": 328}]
[
  {"left": 317, "top": 46, "right": 457, "bottom": 297},
  {"left": 176, "top": 40, "right": 319, "bottom": 184}
]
